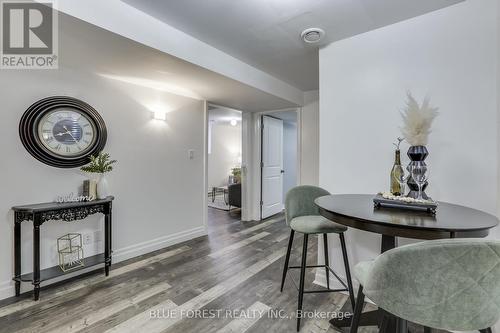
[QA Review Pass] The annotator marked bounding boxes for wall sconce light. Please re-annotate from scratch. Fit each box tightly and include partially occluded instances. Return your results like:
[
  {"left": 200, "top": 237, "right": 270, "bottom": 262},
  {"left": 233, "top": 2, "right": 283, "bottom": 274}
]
[
  {"left": 153, "top": 110, "right": 167, "bottom": 121},
  {"left": 230, "top": 119, "right": 237, "bottom": 126}
]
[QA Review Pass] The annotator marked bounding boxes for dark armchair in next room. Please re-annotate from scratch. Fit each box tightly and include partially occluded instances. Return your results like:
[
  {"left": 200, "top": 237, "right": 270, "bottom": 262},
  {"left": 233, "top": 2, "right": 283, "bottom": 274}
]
[{"left": 228, "top": 183, "right": 241, "bottom": 209}]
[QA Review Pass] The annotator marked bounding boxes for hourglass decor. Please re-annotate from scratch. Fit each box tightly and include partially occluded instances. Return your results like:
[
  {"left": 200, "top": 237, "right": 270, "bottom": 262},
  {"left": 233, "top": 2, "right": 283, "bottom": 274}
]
[
  {"left": 57, "top": 233, "right": 85, "bottom": 272},
  {"left": 407, "top": 146, "right": 429, "bottom": 199}
]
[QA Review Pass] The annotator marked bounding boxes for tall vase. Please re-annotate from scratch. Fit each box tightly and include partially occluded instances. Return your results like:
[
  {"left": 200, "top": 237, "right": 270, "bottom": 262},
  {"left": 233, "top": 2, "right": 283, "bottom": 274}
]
[
  {"left": 406, "top": 146, "right": 428, "bottom": 199},
  {"left": 97, "top": 174, "right": 109, "bottom": 199}
]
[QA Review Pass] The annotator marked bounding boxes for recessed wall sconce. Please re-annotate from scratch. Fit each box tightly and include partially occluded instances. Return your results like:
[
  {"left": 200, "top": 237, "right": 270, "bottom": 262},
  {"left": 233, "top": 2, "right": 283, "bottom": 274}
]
[
  {"left": 153, "top": 110, "right": 167, "bottom": 121},
  {"left": 230, "top": 119, "right": 237, "bottom": 126}
]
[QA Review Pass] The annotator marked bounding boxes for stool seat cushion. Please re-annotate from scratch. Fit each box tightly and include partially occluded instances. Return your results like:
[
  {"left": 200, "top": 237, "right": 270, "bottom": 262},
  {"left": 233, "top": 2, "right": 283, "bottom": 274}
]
[
  {"left": 289, "top": 215, "right": 347, "bottom": 234},
  {"left": 352, "top": 239, "right": 500, "bottom": 331},
  {"left": 353, "top": 260, "right": 374, "bottom": 286}
]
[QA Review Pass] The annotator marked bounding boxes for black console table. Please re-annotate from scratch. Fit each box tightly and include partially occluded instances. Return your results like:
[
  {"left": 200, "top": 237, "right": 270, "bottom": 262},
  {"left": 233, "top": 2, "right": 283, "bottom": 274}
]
[{"left": 12, "top": 196, "right": 114, "bottom": 301}]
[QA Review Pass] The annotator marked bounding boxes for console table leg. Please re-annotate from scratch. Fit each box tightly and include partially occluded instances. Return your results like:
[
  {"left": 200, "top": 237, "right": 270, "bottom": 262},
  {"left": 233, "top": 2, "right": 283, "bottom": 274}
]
[
  {"left": 14, "top": 215, "right": 21, "bottom": 297},
  {"left": 33, "top": 216, "right": 41, "bottom": 301},
  {"left": 104, "top": 206, "right": 112, "bottom": 277},
  {"left": 33, "top": 284, "right": 40, "bottom": 301},
  {"left": 15, "top": 281, "right": 20, "bottom": 297}
]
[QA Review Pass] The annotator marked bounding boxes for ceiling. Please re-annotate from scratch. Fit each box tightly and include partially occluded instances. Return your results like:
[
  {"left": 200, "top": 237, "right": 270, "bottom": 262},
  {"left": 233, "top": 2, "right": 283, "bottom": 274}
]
[
  {"left": 122, "top": 0, "right": 463, "bottom": 91},
  {"left": 267, "top": 110, "right": 298, "bottom": 123},
  {"left": 59, "top": 12, "right": 298, "bottom": 111}
]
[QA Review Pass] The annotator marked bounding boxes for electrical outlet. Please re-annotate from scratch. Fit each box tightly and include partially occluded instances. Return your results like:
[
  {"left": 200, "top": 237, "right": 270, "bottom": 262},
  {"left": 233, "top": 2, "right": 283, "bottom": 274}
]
[{"left": 83, "top": 233, "right": 92, "bottom": 245}]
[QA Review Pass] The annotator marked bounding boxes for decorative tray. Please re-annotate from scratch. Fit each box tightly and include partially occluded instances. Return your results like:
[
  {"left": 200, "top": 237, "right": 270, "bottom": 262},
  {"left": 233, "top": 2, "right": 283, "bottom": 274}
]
[{"left": 373, "top": 192, "right": 438, "bottom": 214}]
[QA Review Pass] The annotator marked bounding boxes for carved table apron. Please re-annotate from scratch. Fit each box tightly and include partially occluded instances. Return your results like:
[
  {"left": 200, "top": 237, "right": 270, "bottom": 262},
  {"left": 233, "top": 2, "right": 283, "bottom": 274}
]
[{"left": 12, "top": 196, "right": 114, "bottom": 301}]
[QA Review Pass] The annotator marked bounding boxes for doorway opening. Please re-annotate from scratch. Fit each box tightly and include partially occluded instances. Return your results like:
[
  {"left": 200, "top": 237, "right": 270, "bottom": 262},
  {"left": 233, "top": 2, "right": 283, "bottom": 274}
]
[
  {"left": 260, "top": 110, "right": 299, "bottom": 220},
  {"left": 206, "top": 104, "right": 243, "bottom": 228}
]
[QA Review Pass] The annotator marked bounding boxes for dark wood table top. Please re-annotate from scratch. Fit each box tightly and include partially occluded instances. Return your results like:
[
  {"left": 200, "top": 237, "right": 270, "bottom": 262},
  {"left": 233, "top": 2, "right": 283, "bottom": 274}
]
[
  {"left": 315, "top": 194, "right": 499, "bottom": 239},
  {"left": 12, "top": 196, "right": 114, "bottom": 213}
]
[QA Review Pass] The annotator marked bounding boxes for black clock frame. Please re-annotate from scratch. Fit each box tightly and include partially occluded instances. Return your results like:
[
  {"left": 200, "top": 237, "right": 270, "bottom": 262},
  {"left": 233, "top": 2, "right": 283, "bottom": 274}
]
[{"left": 19, "top": 96, "right": 107, "bottom": 168}]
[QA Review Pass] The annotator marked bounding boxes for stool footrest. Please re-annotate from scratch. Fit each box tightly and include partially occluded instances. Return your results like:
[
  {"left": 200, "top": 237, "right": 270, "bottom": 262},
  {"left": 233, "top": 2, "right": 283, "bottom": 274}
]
[
  {"left": 286, "top": 267, "right": 349, "bottom": 294},
  {"left": 287, "top": 264, "right": 349, "bottom": 290},
  {"left": 289, "top": 265, "right": 326, "bottom": 269},
  {"left": 303, "top": 288, "right": 348, "bottom": 294}
]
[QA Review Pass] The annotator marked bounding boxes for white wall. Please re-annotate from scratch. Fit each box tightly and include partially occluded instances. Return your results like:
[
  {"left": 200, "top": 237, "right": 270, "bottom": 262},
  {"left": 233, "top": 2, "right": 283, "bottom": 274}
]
[
  {"left": 208, "top": 121, "right": 242, "bottom": 187},
  {"left": 300, "top": 91, "right": 319, "bottom": 186},
  {"left": 498, "top": 0, "right": 500, "bottom": 221},
  {"left": 283, "top": 120, "right": 298, "bottom": 198},
  {"left": 317, "top": 0, "right": 498, "bottom": 295},
  {"left": 0, "top": 16, "right": 207, "bottom": 299}
]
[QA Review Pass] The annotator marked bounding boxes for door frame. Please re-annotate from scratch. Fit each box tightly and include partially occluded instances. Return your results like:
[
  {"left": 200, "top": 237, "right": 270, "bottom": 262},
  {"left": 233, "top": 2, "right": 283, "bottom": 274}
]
[{"left": 242, "top": 108, "right": 302, "bottom": 221}]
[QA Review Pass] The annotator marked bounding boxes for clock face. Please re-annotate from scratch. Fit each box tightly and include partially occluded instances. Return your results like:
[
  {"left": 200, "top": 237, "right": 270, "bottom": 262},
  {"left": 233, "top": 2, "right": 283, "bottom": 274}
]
[
  {"left": 37, "top": 109, "right": 97, "bottom": 157},
  {"left": 20, "top": 96, "right": 107, "bottom": 168}
]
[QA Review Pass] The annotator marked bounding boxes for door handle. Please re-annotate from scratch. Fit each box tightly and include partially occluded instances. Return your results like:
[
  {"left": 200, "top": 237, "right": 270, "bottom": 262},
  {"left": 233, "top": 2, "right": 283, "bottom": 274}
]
[{"left": 281, "top": 170, "right": 285, "bottom": 174}]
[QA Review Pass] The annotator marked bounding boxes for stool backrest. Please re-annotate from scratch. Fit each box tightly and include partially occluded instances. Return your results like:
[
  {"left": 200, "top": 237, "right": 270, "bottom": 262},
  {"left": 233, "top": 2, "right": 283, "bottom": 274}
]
[
  {"left": 285, "top": 185, "right": 330, "bottom": 226},
  {"left": 363, "top": 239, "right": 500, "bottom": 331}
]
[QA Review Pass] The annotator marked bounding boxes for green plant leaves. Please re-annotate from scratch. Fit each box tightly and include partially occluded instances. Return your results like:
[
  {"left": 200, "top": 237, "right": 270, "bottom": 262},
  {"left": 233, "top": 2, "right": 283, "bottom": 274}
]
[{"left": 80, "top": 152, "right": 117, "bottom": 173}]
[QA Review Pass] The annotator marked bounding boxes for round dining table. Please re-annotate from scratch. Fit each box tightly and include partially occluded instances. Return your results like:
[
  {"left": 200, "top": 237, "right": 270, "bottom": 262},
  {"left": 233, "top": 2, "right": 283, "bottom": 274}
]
[{"left": 314, "top": 194, "right": 499, "bottom": 330}]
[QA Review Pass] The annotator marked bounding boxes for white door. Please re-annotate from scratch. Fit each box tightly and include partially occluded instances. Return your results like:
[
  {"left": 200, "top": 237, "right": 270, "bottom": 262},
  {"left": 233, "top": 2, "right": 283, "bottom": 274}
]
[{"left": 261, "top": 116, "right": 284, "bottom": 219}]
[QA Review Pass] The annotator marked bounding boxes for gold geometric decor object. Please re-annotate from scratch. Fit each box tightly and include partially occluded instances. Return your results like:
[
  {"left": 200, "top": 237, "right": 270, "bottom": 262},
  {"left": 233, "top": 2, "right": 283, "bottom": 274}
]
[{"left": 57, "top": 233, "right": 84, "bottom": 272}]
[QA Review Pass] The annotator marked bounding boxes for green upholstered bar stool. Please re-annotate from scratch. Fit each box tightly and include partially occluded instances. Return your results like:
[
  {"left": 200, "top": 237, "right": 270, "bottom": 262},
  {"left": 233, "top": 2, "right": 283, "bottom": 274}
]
[
  {"left": 350, "top": 239, "right": 500, "bottom": 333},
  {"left": 280, "top": 185, "right": 356, "bottom": 331}
]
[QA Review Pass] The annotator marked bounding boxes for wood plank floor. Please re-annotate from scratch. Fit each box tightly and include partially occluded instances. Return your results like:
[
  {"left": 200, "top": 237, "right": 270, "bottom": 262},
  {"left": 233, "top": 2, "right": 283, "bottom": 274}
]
[{"left": 0, "top": 208, "right": 379, "bottom": 333}]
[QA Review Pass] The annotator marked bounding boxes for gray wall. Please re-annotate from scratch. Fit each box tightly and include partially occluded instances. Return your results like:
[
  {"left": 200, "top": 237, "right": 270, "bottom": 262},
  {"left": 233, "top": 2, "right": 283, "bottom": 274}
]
[{"left": 0, "top": 14, "right": 206, "bottom": 298}]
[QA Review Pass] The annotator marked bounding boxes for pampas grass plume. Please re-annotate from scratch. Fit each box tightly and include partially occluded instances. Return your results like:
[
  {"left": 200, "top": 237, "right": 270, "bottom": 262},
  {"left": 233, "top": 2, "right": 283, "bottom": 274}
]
[{"left": 400, "top": 92, "right": 439, "bottom": 146}]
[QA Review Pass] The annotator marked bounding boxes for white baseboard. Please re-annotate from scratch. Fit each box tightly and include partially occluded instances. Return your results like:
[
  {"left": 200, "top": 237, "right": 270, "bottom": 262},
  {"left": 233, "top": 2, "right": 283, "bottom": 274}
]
[
  {"left": 113, "top": 226, "right": 207, "bottom": 262},
  {"left": 0, "top": 280, "right": 13, "bottom": 301},
  {"left": 0, "top": 225, "right": 207, "bottom": 301}
]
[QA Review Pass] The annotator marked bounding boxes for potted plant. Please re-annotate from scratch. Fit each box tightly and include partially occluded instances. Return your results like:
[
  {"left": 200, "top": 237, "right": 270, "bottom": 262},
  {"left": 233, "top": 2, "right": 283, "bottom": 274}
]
[
  {"left": 231, "top": 167, "right": 242, "bottom": 183},
  {"left": 81, "top": 152, "right": 117, "bottom": 199}
]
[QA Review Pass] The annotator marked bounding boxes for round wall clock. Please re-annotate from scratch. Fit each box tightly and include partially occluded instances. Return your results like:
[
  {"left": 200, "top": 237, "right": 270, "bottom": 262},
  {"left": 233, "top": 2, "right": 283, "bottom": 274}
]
[{"left": 19, "top": 96, "right": 107, "bottom": 168}]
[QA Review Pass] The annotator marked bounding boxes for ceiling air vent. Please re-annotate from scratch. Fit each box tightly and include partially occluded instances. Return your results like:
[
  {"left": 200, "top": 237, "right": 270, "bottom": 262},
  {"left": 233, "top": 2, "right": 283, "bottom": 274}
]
[{"left": 301, "top": 28, "right": 325, "bottom": 44}]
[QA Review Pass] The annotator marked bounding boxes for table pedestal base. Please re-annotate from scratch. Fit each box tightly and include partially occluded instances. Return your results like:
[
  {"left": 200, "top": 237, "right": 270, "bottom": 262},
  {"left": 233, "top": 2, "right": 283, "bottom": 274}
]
[{"left": 330, "top": 309, "right": 381, "bottom": 328}]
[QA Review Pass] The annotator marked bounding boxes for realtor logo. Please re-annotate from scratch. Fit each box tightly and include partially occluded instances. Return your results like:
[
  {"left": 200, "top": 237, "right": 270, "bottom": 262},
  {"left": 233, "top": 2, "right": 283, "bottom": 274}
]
[{"left": 1, "top": 0, "right": 58, "bottom": 69}]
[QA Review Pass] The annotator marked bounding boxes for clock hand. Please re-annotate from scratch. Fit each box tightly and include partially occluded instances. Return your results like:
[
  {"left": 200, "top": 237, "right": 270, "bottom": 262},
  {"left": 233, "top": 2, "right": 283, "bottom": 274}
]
[{"left": 63, "top": 126, "right": 79, "bottom": 144}]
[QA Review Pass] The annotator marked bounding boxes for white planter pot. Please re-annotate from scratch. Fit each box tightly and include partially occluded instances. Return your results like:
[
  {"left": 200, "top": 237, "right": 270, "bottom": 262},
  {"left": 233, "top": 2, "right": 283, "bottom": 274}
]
[{"left": 97, "top": 174, "right": 110, "bottom": 199}]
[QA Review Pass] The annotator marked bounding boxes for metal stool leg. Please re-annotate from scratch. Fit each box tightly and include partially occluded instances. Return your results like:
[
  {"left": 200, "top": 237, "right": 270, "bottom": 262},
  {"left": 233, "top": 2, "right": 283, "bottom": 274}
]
[
  {"left": 297, "top": 233, "right": 308, "bottom": 332},
  {"left": 323, "top": 233, "right": 330, "bottom": 290},
  {"left": 350, "top": 286, "right": 365, "bottom": 333},
  {"left": 280, "top": 230, "right": 295, "bottom": 292},
  {"left": 339, "top": 233, "right": 356, "bottom": 310},
  {"left": 396, "top": 317, "right": 408, "bottom": 333}
]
